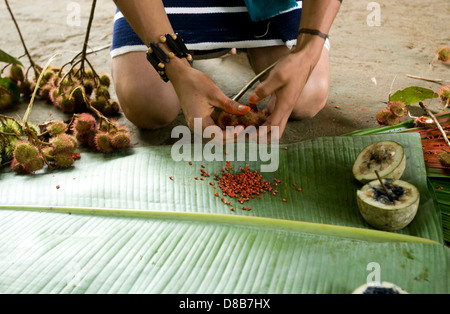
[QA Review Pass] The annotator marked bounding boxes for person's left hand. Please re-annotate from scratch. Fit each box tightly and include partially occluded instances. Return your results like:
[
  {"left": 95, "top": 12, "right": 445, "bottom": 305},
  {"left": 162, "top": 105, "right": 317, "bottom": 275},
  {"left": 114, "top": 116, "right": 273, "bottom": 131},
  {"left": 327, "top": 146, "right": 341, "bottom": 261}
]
[{"left": 248, "top": 49, "right": 318, "bottom": 139}]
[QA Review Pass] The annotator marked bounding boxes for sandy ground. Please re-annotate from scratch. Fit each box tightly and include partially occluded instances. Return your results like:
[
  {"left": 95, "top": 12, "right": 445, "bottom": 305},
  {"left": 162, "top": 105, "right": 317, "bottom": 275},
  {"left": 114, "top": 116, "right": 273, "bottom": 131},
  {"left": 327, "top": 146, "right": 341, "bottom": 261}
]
[{"left": 1, "top": 0, "right": 449, "bottom": 146}]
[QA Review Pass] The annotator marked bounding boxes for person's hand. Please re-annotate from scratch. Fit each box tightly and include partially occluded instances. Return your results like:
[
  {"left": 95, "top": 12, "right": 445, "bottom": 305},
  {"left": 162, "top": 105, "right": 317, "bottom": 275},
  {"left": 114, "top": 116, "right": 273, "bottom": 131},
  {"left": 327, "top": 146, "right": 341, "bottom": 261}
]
[
  {"left": 169, "top": 63, "right": 250, "bottom": 144},
  {"left": 248, "top": 48, "right": 319, "bottom": 139}
]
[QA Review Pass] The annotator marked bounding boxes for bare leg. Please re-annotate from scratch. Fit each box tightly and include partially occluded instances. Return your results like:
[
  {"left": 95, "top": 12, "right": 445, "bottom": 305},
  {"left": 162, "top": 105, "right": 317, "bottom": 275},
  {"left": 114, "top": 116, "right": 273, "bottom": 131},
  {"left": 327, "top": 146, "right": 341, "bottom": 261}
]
[
  {"left": 111, "top": 51, "right": 181, "bottom": 129},
  {"left": 247, "top": 45, "right": 330, "bottom": 119}
]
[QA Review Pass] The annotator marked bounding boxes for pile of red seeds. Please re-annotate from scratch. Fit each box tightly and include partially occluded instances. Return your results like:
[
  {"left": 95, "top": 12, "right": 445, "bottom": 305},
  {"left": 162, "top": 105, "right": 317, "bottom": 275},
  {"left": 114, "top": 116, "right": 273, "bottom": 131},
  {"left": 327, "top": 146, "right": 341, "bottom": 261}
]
[
  {"left": 180, "top": 160, "right": 303, "bottom": 212},
  {"left": 217, "top": 163, "right": 273, "bottom": 204}
]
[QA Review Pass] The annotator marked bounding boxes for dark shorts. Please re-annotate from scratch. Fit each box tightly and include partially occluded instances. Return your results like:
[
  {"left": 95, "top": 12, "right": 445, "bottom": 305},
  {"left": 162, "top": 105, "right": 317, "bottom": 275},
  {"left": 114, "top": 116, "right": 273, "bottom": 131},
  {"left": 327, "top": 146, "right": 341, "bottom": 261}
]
[{"left": 111, "top": 0, "right": 329, "bottom": 59}]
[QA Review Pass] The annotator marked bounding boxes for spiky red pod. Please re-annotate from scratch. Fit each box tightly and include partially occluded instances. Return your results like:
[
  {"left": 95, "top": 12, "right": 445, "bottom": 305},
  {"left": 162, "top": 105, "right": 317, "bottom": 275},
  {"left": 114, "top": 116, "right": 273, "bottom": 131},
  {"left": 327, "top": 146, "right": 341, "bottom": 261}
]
[
  {"left": 72, "top": 113, "right": 97, "bottom": 133},
  {"left": 23, "top": 155, "right": 45, "bottom": 173},
  {"left": 94, "top": 131, "right": 115, "bottom": 153},
  {"left": 49, "top": 86, "right": 61, "bottom": 105},
  {"left": 18, "top": 80, "right": 33, "bottom": 98},
  {"left": 375, "top": 109, "right": 401, "bottom": 126},
  {"left": 53, "top": 94, "right": 76, "bottom": 113},
  {"left": 436, "top": 151, "right": 450, "bottom": 167},
  {"left": 98, "top": 73, "right": 111, "bottom": 88},
  {"left": 0, "top": 89, "right": 13, "bottom": 110},
  {"left": 37, "top": 83, "right": 52, "bottom": 101},
  {"left": 437, "top": 85, "right": 450, "bottom": 104},
  {"left": 11, "top": 158, "right": 28, "bottom": 174},
  {"left": 13, "top": 141, "right": 39, "bottom": 164},
  {"left": 388, "top": 101, "right": 406, "bottom": 118},
  {"left": 47, "top": 121, "right": 68, "bottom": 136},
  {"left": 84, "top": 68, "right": 94, "bottom": 79},
  {"left": 54, "top": 153, "right": 74, "bottom": 168},
  {"left": 9, "top": 64, "right": 24, "bottom": 82},
  {"left": 215, "top": 111, "right": 239, "bottom": 129},
  {"left": 91, "top": 96, "right": 108, "bottom": 112},
  {"left": 375, "top": 109, "right": 391, "bottom": 125},
  {"left": 98, "top": 119, "right": 118, "bottom": 132},
  {"left": 51, "top": 133, "right": 77, "bottom": 154},
  {"left": 436, "top": 46, "right": 450, "bottom": 63},
  {"left": 41, "top": 146, "right": 54, "bottom": 159},
  {"left": 102, "top": 99, "right": 120, "bottom": 116},
  {"left": 82, "top": 78, "right": 95, "bottom": 96},
  {"left": 237, "top": 111, "right": 260, "bottom": 126},
  {"left": 110, "top": 131, "right": 131, "bottom": 149},
  {"left": 95, "top": 85, "right": 110, "bottom": 99}
]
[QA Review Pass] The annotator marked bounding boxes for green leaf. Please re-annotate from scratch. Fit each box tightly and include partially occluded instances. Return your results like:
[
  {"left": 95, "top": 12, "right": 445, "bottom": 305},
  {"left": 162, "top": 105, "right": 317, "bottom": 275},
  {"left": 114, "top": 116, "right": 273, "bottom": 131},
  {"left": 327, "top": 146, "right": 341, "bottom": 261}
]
[
  {"left": 390, "top": 86, "right": 438, "bottom": 105},
  {"left": 0, "top": 49, "right": 23, "bottom": 66},
  {"left": 0, "top": 133, "right": 448, "bottom": 293}
]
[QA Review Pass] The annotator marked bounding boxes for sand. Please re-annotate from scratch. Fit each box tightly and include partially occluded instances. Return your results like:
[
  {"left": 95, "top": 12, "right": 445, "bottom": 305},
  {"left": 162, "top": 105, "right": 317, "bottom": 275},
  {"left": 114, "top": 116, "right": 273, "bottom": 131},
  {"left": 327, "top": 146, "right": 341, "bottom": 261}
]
[{"left": 1, "top": 0, "right": 449, "bottom": 146}]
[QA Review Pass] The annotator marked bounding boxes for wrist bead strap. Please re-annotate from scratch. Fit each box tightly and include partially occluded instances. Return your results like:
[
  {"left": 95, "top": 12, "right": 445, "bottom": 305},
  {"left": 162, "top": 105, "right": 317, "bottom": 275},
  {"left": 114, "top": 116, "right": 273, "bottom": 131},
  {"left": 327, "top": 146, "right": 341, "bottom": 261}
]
[
  {"left": 146, "top": 33, "right": 193, "bottom": 82},
  {"left": 298, "top": 28, "right": 329, "bottom": 40}
]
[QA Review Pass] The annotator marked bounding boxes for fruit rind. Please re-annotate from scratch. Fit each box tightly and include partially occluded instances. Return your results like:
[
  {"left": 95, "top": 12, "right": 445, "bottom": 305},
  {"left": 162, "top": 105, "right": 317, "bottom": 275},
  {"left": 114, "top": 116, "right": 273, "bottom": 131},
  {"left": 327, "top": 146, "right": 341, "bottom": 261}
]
[
  {"left": 352, "top": 281, "right": 408, "bottom": 294},
  {"left": 356, "top": 179, "right": 419, "bottom": 231},
  {"left": 352, "top": 141, "right": 406, "bottom": 184}
]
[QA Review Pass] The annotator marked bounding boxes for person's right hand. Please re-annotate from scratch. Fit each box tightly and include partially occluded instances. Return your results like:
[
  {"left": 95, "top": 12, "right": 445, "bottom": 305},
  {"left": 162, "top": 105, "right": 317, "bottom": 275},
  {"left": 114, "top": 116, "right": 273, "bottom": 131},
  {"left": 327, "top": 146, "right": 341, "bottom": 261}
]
[{"left": 167, "top": 59, "right": 250, "bottom": 144}]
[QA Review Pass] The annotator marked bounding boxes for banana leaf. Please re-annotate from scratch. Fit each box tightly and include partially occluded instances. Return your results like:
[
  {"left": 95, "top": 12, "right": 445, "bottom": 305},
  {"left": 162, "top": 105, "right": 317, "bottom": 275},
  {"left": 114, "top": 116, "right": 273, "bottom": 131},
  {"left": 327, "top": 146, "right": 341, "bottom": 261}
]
[{"left": 0, "top": 133, "right": 448, "bottom": 294}]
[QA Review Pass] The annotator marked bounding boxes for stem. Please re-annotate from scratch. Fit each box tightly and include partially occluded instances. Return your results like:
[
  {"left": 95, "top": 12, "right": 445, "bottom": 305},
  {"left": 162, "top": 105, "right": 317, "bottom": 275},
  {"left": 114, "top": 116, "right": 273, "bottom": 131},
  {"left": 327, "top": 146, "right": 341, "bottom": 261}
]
[
  {"left": 69, "top": 86, "right": 114, "bottom": 130},
  {"left": 374, "top": 170, "right": 393, "bottom": 202},
  {"left": 58, "top": 0, "right": 100, "bottom": 86},
  {"left": 232, "top": 60, "right": 278, "bottom": 102},
  {"left": 79, "top": 0, "right": 97, "bottom": 74},
  {"left": 4, "top": 0, "right": 41, "bottom": 77},
  {"left": 419, "top": 102, "right": 450, "bottom": 147},
  {"left": 22, "top": 53, "right": 60, "bottom": 124},
  {"left": 406, "top": 74, "right": 448, "bottom": 85},
  {"left": 58, "top": 59, "right": 83, "bottom": 87}
]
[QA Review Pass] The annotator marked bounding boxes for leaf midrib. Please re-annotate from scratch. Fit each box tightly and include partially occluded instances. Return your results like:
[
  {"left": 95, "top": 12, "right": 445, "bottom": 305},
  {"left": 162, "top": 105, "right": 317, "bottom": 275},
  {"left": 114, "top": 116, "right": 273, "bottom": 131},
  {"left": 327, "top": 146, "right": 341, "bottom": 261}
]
[{"left": 0, "top": 205, "right": 440, "bottom": 245}]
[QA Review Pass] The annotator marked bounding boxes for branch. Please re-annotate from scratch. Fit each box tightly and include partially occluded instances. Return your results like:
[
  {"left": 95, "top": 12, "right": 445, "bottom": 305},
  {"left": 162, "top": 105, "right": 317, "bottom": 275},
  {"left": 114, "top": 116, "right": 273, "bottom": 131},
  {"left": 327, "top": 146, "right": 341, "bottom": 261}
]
[
  {"left": 79, "top": 0, "right": 97, "bottom": 74},
  {"left": 419, "top": 102, "right": 450, "bottom": 147},
  {"left": 406, "top": 74, "right": 449, "bottom": 85},
  {"left": 4, "top": 0, "right": 41, "bottom": 77}
]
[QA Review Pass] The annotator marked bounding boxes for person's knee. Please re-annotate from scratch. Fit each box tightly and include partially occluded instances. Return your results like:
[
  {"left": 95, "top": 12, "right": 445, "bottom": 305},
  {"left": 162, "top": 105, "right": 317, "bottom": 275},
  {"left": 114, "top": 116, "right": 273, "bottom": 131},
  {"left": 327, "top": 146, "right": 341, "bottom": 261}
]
[
  {"left": 119, "top": 91, "right": 179, "bottom": 129},
  {"left": 291, "top": 76, "right": 329, "bottom": 119},
  {"left": 111, "top": 54, "right": 180, "bottom": 129},
  {"left": 112, "top": 73, "right": 179, "bottom": 129}
]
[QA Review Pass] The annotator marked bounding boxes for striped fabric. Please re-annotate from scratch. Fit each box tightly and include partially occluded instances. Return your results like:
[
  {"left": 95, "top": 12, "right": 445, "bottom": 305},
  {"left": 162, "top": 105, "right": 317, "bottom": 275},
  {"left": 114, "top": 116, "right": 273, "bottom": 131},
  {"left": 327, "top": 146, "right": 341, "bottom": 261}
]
[{"left": 111, "top": 0, "right": 330, "bottom": 59}]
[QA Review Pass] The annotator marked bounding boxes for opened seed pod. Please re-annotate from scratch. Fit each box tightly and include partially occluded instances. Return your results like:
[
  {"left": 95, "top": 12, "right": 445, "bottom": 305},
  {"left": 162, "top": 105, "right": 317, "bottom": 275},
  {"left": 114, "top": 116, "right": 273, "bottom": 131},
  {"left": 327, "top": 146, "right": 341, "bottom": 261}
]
[
  {"left": 356, "top": 179, "right": 419, "bottom": 231},
  {"left": 353, "top": 141, "right": 406, "bottom": 184},
  {"left": 352, "top": 281, "right": 407, "bottom": 294}
]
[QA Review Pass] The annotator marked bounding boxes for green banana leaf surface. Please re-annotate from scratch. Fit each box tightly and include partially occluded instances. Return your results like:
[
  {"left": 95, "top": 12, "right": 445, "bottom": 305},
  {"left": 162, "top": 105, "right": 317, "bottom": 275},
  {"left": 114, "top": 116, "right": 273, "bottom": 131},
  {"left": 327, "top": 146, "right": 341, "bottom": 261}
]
[{"left": 0, "top": 133, "right": 448, "bottom": 293}]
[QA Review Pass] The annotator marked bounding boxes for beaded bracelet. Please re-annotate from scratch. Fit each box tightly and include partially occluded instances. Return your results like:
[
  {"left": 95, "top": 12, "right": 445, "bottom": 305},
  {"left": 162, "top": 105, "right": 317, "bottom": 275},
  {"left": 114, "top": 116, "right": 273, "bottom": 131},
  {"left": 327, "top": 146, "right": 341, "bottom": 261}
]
[{"left": 146, "top": 33, "right": 193, "bottom": 82}]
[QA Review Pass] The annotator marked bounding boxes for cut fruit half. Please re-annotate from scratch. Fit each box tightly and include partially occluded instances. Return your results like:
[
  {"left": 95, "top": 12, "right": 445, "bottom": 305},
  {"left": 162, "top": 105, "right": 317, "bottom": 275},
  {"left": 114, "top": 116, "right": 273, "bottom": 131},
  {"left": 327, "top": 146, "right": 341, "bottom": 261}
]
[
  {"left": 356, "top": 179, "right": 419, "bottom": 231},
  {"left": 353, "top": 141, "right": 406, "bottom": 184}
]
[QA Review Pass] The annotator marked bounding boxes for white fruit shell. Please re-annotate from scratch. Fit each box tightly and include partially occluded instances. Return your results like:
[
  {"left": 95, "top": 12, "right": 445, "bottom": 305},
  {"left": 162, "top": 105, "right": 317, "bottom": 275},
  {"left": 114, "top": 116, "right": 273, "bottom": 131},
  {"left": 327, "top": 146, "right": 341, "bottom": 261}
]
[
  {"left": 352, "top": 281, "right": 408, "bottom": 294},
  {"left": 356, "top": 179, "right": 419, "bottom": 231},
  {"left": 352, "top": 141, "right": 406, "bottom": 184}
]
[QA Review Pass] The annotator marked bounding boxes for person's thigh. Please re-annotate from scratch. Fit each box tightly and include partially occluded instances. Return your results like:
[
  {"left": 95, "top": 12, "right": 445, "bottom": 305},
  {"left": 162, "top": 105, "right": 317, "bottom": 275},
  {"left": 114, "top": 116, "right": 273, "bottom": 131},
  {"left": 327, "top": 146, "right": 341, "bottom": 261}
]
[
  {"left": 111, "top": 51, "right": 181, "bottom": 129},
  {"left": 247, "top": 45, "right": 330, "bottom": 119}
]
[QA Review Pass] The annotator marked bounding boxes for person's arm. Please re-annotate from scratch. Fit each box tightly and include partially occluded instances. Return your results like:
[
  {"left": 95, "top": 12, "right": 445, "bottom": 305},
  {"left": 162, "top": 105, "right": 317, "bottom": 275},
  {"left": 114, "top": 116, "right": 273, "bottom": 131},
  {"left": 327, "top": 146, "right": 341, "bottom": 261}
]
[
  {"left": 114, "top": 0, "right": 250, "bottom": 142},
  {"left": 249, "top": 0, "right": 341, "bottom": 138}
]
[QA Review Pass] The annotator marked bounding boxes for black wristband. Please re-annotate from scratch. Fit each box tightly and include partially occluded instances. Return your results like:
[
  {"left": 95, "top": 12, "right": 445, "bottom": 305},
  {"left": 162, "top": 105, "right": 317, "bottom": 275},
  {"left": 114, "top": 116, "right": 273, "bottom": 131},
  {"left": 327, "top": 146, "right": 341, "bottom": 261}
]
[
  {"left": 146, "top": 33, "right": 193, "bottom": 82},
  {"left": 298, "top": 28, "right": 329, "bottom": 40}
]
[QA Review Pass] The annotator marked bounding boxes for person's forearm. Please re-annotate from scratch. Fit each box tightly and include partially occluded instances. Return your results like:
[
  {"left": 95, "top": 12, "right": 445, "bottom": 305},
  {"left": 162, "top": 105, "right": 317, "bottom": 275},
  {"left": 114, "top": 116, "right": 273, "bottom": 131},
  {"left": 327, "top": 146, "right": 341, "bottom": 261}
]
[
  {"left": 293, "top": 0, "right": 341, "bottom": 60},
  {"left": 113, "top": 0, "right": 191, "bottom": 81},
  {"left": 114, "top": 0, "right": 173, "bottom": 45}
]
